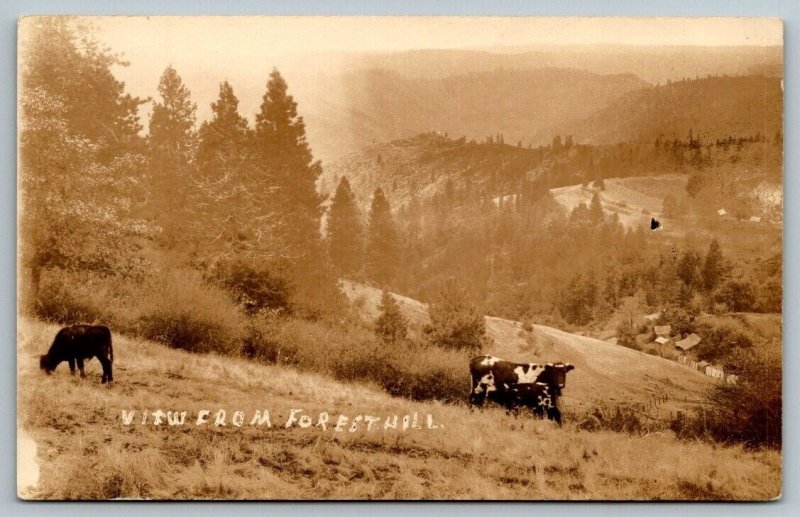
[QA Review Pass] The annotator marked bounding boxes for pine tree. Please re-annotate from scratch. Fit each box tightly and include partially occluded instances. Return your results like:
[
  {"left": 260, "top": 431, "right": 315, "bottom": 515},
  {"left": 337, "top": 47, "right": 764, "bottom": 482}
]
[
  {"left": 148, "top": 65, "right": 197, "bottom": 245},
  {"left": 254, "top": 68, "right": 322, "bottom": 259},
  {"left": 193, "top": 82, "right": 282, "bottom": 261},
  {"left": 197, "top": 81, "right": 249, "bottom": 179},
  {"left": 327, "top": 177, "right": 364, "bottom": 277},
  {"left": 21, "top": 18, "right": 146, "bottom": 160},
  {"left": 677, "top": 248, "right": 702, "bottom": 291},
  {"left": 375, "top": 290, "right": 409, "bottom": 344},
  {"left": 589, "top": 192, "right": 605, "bottom": 224},
  {"left": 365, "top": 188, "right": 398, "bottom": 287},
  {"left": 424, "top": 279, "right": 488, "bottom": 351},
  {"left": 702, "top": 239, "right": 727, "bottom": 292}
]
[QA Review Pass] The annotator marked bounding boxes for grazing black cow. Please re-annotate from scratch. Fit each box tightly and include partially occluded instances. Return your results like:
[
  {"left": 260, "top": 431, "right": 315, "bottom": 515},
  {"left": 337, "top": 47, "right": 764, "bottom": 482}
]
[
  {"left": 40, "top": 325, "right": 113, "bottom": 383},
  {"left": 469, "top": 355, "right": 573, "bottom": 423}
]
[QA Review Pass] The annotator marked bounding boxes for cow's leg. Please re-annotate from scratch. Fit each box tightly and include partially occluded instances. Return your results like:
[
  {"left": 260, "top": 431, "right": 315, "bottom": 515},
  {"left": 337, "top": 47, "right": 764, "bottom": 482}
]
[
  {"left": 68, "top": 358, "right": 76, "bottom": 375},
  {"left": 99, "top": 356, "right": 112, "bottom": 384},
  {"left": 548, "top": 407, "right": 562, "bottom": 426},
  {"left": 77, "top": 358, "right": 85, "bottom": 378},
  {"left": 469, "top": 380, "right": 486, "bottom": 408}
]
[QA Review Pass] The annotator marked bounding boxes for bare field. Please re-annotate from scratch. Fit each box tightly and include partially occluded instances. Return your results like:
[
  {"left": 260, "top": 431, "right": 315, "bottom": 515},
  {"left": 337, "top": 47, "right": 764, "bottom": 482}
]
[
  {"left": 17, "top": 319, "right": 780, "bottom": 500},
  {"left": 550, "top": 175, "right": 687, "bottom": 230}
]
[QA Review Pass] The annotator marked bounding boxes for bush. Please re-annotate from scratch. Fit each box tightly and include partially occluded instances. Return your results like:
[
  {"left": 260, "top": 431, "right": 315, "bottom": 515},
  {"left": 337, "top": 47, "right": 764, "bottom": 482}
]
[
  {"left": 134, "top": 269, "right": 246, "bottom": 355},
  {"left": 615, "top": 318, "right": 639, "bottom": 349},
  {"left": 374, "top": 291, "right": 409, "bottom": 344},
  {"left": 693, "top": 319, "right": 755, "bottom": 366},
  {"left": 241, "top": 314, "right": 468, "bottom": 403},
  {"left": 424, "top": 279, "right": 490, "bottom": 351},
  {"left": 577, "top": 404, "right": 655, "bottom": 435},
  {"left": 714, "top": 280, "right": 756, "bottom": 312},
  {"left": 656, "top": 305, "right": 695, "bottom": 338},
  {"left": 208, "top": 260, "right": 293, "bottom": 316},
  {"left": 670, "top": 349, "right": 781, "bottom": 449},
  {"left": 35, "top": 271, "right": 103, "bottom": 325}
]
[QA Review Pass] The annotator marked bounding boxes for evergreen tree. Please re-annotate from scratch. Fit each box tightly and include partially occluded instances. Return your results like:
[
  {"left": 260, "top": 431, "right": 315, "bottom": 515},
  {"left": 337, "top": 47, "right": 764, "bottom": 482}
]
[
  {"left": 589, "top": 192, "right": 605, "bottom": 224},
  {"left": 22, "top": 18, "right": 146, "bottom": 160},
  {"left": 148, "top": 65, "right": 197, "bottom": 245},
  {"left": 19, "top": 19, "right": 152, "bottom": 307},
  {"left": 197, "top": 81, "right": 249, "bottom": 179},
  {"left": 193, "top": 82, "right": 282, "bottom": 261},
  {"left": 375, "top": 290, "right": 409, "bottom": 344},
  {"left": 677, "top": 248, "right": 702, "bottom": 291},
  {"left": 365, "top": 188, "right": 398, "bottom": 287},
  {"left": 424, "top": 279, "right": 488, "bottom": 351},
  {"left": 254, "top": 68, "right": 322, "bottom": 259},
  {"left": 702, "top": 239, "right": 727, "bottom": 292},
  {"left": 327, "top": 176, "right": 364, "bottom": 277}
]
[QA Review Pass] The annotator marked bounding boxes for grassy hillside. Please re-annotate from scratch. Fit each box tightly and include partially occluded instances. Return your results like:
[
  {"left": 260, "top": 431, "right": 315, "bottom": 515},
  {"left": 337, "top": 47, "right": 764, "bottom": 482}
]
[
  {"left": 18, "top": 318, "right": 780, "bottom": 500},
  {"left": 551, "top": 175, "right": 687, "bottom": 229},
  {"left": 342, "top": 281, "right": 714, "bottom": 419}
]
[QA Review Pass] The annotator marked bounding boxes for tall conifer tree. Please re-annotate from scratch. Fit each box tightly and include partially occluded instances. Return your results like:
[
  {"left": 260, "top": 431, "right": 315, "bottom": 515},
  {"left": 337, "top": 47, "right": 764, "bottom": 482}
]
[
  {"left": 365, "top": 188, "right": 398, "bottom": 287},
  {"left": 148, "top": 66, "right": 197, "bottom": 244},
  {"left": 327, "top": 176, "right": 364, "bottom": 277},
  {"left": 254, "top": 69, "right": 322, "bottom": 259}
]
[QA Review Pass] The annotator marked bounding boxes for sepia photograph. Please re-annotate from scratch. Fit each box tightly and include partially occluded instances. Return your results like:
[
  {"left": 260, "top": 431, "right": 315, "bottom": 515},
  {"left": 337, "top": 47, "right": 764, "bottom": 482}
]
[{"left": 16, "top": 15, "right": 783, "bottom": 500}]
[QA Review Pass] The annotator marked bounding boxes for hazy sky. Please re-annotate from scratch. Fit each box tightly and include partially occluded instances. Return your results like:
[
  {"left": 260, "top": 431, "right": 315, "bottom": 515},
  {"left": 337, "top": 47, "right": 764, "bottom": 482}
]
[
  {"left": 93, "top": 16, "right": 782, "bottom": 54},
  {"left": 70, "top": 16, "right": 782, "bottom": 137}
]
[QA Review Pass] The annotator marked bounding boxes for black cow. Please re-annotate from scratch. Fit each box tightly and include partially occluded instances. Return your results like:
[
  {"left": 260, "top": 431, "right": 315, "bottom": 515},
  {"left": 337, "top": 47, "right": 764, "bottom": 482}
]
[
  {"left": 509, "top": 382, "right": 563, "bottom": 425},
  {"left": 40, "top": 325, "right": 113, "bottom": 383},
  {"left": 469, "top": 355, "right": 573, "bottom": 423}
]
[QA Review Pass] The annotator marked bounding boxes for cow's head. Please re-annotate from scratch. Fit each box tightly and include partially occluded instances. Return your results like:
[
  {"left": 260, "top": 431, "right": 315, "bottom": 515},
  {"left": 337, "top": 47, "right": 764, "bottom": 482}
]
[
  {"left": 543, "top": 362, "right": 574, "bottom": 389},
  {"left": 39, "top": 354, "right": 54, "bottom": 373}
]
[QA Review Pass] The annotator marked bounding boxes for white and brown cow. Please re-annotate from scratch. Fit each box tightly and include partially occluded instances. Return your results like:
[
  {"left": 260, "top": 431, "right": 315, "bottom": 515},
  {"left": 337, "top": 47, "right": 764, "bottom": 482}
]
[{"left": 469, "top": 355, "right": 573, "bottom": 423}]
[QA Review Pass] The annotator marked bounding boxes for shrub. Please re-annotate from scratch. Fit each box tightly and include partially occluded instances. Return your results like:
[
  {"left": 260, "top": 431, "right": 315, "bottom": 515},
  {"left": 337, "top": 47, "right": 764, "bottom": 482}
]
[
  {"left": 374, "top": 291, "right": 409, "bottom": 344},
  {"left": 714, "top": 280, "right": 756, "bottom": 312},
  {"left": 134, "top": 269, "right": 246, "bottom": 355},
  {"left": 241, "top": 314, "right": 468, "bottom": 403},
  {"left": 656, "top": 305, "right": 695, "bottom": 338},
  {"left": 424, "top": 279, "right": 490, "bottom": 351},
  {"left": 693, "top": 319, "right": 755, "bottom": 366},
  {"left": 615, "top": 318, "right": 639, "bottom": 350},
  {"left": 35, "top": 271, "right": 102, "bottom": 325},
  {"left": 671, "top": 348, "right": 781, "bottom": 449},
  {"left": 207, "top": 259, "right": 293, "bottom": 315}
]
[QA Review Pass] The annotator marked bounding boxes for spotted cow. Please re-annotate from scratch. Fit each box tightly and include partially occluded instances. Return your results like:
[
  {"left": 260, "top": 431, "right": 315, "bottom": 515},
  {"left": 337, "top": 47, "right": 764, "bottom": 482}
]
[{"left": 469, "top": 355, "right": 574, "bottom": 424}]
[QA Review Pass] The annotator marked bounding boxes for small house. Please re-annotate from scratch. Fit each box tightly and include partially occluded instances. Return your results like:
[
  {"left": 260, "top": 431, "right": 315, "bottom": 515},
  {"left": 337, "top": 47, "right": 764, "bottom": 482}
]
[
  {"left": 696, "top": 360, "right": 710, "bottom": 372},
  {"left": 654, "top": 336, "right": 671, "bottom": 345},
  {"left": 675, "top": 333, "right": 702, "bottom": 352},
  {"left": 749, "top": 216, "right": 762, "bottom": 223},
  {"left": 717, "top": 208, "right": 727, "bottom": 216},
  {"left": 653, "top": 325, "right": 672, "bottom": 338},
  {"left": 726, "top": 374, "right": 739, "bottom": 385}
]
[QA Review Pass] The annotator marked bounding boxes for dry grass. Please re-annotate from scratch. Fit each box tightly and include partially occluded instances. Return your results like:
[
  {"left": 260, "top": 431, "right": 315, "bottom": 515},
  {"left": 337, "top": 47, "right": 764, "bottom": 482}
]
[{"left": 18, "top": 319, "right": 780, "bottom": 500}]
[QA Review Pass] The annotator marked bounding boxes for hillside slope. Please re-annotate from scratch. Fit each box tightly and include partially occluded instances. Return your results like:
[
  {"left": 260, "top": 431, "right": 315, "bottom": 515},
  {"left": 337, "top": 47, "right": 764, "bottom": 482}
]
[
  {"left": 18, "top": 318, "right": 779, "bottom": 500},
  {"left": 340, "top": 280, "right": 714, "bottom": 417},
  {"left": 561, "top": 76, "right": 783, "bottom": 145},
  {"left": 550, "top": 174, "right": 687, "bottom": 230}
]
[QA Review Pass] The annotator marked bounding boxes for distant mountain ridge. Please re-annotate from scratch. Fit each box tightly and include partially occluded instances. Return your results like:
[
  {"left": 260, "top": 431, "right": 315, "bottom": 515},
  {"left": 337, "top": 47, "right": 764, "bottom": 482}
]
[
  {"left": 302, "top": 67, "right": 647, "bottom": 163},
  {"left": 559, "top": 75, "right": 784, "bottom": 145}
]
